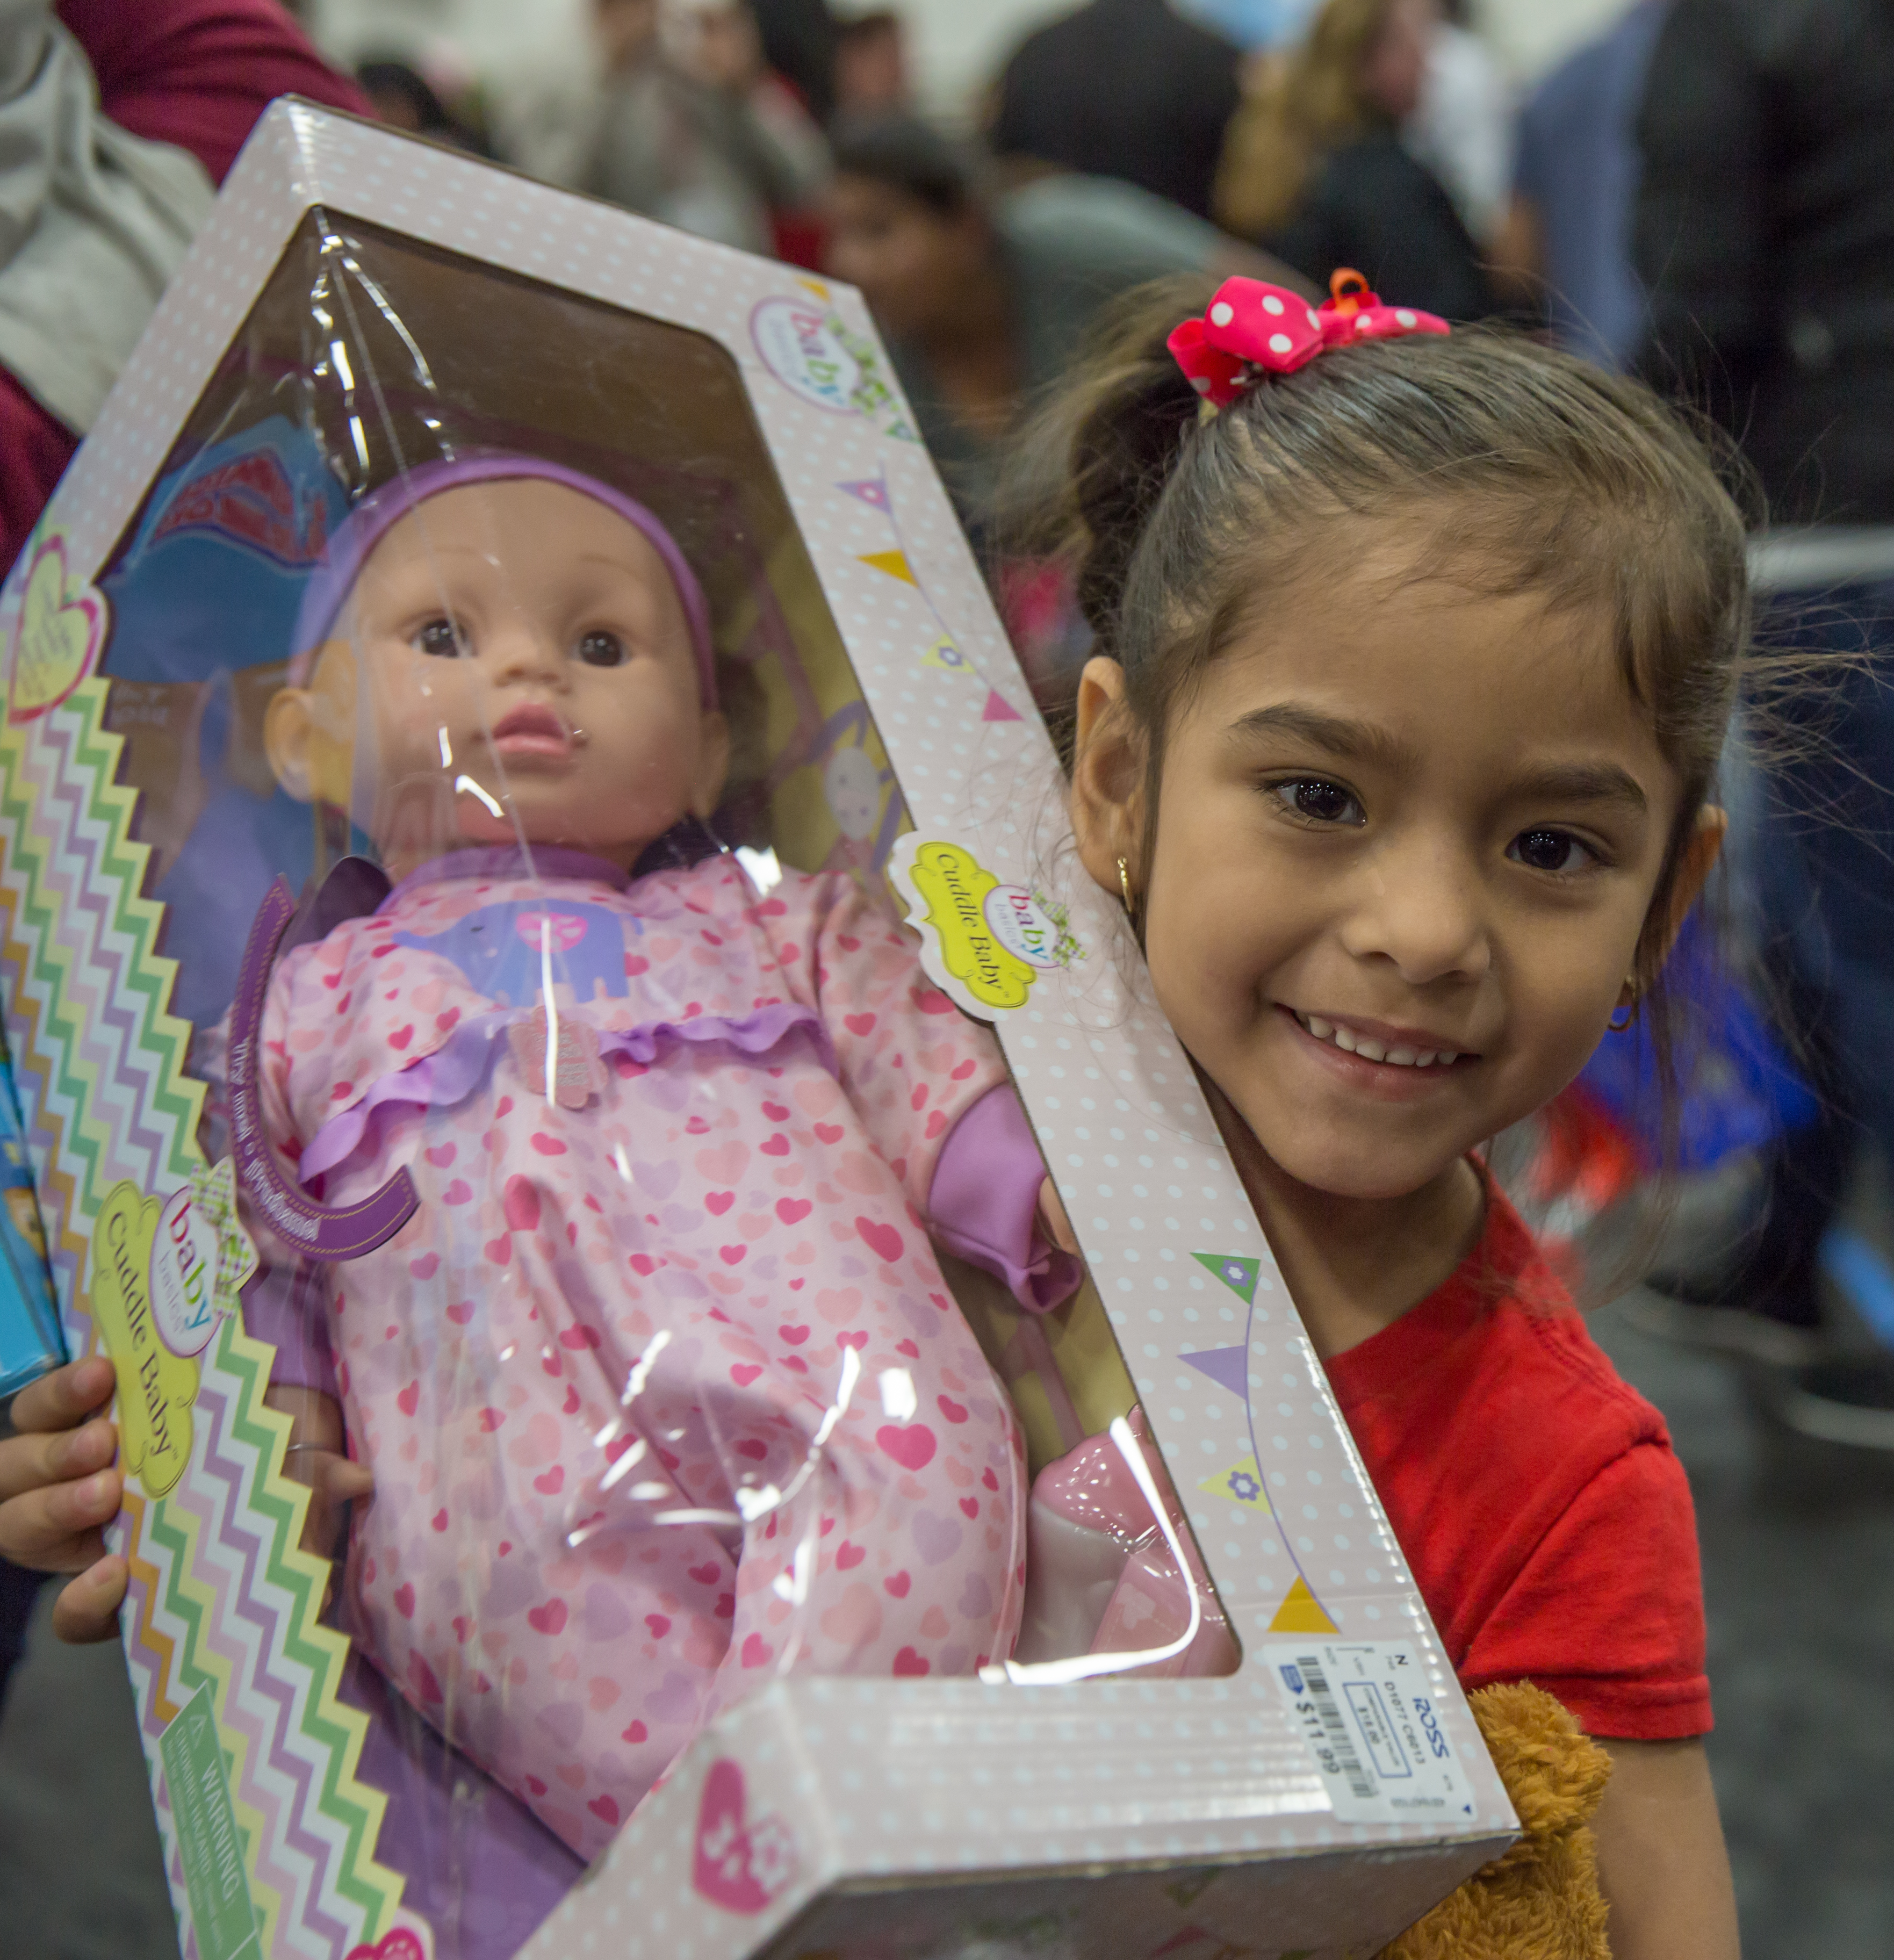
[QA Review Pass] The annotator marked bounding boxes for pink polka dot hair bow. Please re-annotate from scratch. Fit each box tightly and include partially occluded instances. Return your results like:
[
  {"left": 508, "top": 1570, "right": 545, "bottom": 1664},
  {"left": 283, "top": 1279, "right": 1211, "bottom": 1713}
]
[{"left": 1167, "top": 267, "right": 1450, "bottom": 410}]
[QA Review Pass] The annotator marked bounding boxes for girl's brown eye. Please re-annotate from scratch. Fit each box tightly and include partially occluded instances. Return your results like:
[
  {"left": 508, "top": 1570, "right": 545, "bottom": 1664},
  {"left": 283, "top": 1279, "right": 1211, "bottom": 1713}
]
[
  {"left": 1272, "top": 779, "right": 1363, "bottom": 826},
  {"left": 1510, "top": 828, "right": 1592, "bottom": 874},
  {"left": 578, "top": 630, "right": 626, "bottom": 668},
  {"left": 414, "top": 618, "right": 463, "bottom": 658}
]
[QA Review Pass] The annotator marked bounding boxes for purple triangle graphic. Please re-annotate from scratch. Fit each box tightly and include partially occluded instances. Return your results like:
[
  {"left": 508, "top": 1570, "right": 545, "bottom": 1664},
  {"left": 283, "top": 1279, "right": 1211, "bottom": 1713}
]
[
  {"left": 837, "top": 477, "right": 890, "bottom": 509},
  {"left": 982, "top": 688, "right": 1022, "bottom": 723},
  {"left": 1179, "top": 1345, "right": 1249, "bottom": 1399}
]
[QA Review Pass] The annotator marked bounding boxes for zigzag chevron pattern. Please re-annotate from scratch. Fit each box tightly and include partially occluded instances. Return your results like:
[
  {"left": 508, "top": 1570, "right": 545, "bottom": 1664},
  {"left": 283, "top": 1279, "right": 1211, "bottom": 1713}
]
[{"left": 0, "top": 681, "right": 404, "bottom": 1955}]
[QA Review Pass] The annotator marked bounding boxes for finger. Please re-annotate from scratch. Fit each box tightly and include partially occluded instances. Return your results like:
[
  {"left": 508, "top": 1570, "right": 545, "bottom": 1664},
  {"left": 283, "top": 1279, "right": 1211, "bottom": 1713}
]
[
  {"left": 9, "top": 1354, "right": 116, "bottom": 1436},
  {"left": 321, "top": 1459, "right": 376, "bottom": 1504},
  {"left": 49, "top": 1552, "right": 127, "bottom": 1644},
  {"left": 0, "top": 1465, "right": 123, "bottom": 1565},
  {"left": 0, "top": 1413, "right": 117, "bottom": 1505},
  {"left": 1039, "top": 1177, "right": 1081, "bottom": 1256}
]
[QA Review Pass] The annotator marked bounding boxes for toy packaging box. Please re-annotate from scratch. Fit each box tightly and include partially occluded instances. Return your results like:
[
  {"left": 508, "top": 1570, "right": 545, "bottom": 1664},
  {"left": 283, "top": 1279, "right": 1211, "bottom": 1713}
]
[{"left": 0, "top": 105, "right": 1515, "bottom": 1960}]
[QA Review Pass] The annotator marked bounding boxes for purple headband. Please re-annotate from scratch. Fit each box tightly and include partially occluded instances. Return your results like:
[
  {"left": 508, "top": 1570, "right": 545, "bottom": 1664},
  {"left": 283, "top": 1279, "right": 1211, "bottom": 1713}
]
[{"left": 287, "top": 453, "right": 718, "bottom": 705}]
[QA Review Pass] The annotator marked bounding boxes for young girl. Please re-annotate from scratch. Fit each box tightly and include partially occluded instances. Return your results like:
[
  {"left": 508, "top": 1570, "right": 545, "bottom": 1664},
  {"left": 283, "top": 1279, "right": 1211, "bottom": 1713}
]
[
  {"left": 16, "top": 288, "right": 1745, "bottom": 1950},
  {"left": 1047, "top": 272, "right": 1743, "bottom": 1957}
]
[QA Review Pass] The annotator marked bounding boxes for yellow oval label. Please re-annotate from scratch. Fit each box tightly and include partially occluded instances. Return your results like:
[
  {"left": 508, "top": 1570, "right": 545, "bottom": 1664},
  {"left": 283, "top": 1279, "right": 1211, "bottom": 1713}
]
[
  {"left": 910, "top": 841, "right": 1035, "bottom": 1011},
  {"left": 91, "top": 1180, "right": 197, "bottom": 1496}
]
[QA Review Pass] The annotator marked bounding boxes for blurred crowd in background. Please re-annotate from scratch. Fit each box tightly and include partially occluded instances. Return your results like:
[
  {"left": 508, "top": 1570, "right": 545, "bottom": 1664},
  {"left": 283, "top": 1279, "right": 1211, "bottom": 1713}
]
[
  {"left": 308, "top": 0, "right": 1894, "bottom": 1422},
  {"left": 0, "top": 2, "right": 1890, "bottom": 1952}
]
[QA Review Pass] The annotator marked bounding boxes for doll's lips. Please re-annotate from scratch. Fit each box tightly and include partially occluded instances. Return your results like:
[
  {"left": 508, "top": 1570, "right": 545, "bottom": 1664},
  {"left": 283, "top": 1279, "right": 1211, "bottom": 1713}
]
[{"left": 488, "top": 704, "right": 573, "bottom": 758}]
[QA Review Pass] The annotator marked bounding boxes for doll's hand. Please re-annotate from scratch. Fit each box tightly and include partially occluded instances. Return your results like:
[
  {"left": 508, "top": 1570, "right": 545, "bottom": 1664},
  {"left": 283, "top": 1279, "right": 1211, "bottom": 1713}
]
[
  {"left": 1038, "top": 1177, "right": 1080, "bottom": 1256},
  {"left": 0, "top": 1354, "right": 129, "bottom": 1643},
  {"left": 264, "top": 1386, "right": 373, "bottom": 1562}
]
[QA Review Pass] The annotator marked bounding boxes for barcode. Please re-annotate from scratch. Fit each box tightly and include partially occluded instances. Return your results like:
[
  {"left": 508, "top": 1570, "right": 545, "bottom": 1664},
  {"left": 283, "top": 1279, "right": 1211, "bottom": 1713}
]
[{"left": 1297, "top": 1656, "right": 1378, "bottom": 1803}]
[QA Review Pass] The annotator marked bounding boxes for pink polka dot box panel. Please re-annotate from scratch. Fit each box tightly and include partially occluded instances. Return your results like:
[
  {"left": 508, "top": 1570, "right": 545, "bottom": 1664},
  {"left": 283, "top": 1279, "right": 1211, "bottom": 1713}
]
[{"left": 0, "top": 105, "right": 1514, "bottom": 1960}]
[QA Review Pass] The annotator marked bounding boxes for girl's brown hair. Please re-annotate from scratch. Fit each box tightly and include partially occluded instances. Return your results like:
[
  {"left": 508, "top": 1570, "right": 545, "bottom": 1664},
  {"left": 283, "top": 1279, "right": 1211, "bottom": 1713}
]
[
  {"left": 1216, "top": 0, "right": 1400, "bottom": 239},
  {"left": 1019, "top": 275, "right": 1760, "bottom": 1163}
]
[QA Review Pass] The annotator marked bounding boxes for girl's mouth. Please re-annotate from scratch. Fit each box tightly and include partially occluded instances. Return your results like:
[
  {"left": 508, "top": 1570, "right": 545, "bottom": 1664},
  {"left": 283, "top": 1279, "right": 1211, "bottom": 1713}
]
[
  {"left": 1288, "top": 1007, "right": 1468, "bottom": 1070},
  {"left": 488, "top": 703, "right": 574, "bottom": 759}
]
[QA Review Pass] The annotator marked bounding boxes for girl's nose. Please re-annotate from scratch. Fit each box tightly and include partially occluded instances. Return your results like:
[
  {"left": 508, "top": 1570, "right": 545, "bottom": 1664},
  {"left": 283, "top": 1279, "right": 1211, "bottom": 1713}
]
[{"left": 1336, "top": 835, "right": 1492, "bottom": 986}]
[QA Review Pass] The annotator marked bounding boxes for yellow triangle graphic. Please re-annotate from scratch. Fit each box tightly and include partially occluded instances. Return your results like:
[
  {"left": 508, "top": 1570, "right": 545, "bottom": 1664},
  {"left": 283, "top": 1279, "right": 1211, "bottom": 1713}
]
[
  {"left": 859, "top": 549, "right": 916, "bottom": 586},
  {"left": 795, "top": 277, "right": 832, "bottom": 301},
  {"left": 1268, "top": 1576, "right": 1338, "bottom": 1634},
  {"left": 920, "top": 635, "right": 977, "bottom": 677},
  {"left": 1198, "top": 1454, "right": 1269, "bottom": 1511}
]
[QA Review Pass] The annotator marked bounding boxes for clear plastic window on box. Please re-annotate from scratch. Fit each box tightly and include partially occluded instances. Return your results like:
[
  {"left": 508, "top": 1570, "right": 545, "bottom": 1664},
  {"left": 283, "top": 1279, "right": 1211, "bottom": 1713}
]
[{"left": 89, "top": 210, "right": 1234, "bottom": 1948}]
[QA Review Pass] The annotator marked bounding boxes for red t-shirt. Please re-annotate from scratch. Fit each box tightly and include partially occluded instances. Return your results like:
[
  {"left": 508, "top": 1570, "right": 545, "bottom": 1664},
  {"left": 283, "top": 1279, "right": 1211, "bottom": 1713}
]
[{"left": 1323, "top": 1190, "right": 1712, "bottom": 1739}]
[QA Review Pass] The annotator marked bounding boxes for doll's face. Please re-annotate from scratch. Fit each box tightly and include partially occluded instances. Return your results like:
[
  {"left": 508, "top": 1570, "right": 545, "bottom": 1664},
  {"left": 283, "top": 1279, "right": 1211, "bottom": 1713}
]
[{"left": 268, "top": 479, "right": 729, "bottom": 878}]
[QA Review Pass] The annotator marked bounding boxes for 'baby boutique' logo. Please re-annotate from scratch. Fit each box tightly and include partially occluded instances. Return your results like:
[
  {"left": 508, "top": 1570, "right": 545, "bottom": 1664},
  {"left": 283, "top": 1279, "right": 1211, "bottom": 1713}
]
[
  {"left": 894, "top": 837, "right": 1082, "bottom": 1018},
  {"left": 751, "top": 296, "right": 861, "bottom": 414},
  {"left": 751, "top": 287, "right": 918, "bottom": 439}
]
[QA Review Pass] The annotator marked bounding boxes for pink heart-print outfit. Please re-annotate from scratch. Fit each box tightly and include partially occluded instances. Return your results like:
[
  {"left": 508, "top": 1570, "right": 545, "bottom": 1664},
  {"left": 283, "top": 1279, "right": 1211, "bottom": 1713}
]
[{"left": 246, "top": 847, "right": 1072, "bottom": 1858}]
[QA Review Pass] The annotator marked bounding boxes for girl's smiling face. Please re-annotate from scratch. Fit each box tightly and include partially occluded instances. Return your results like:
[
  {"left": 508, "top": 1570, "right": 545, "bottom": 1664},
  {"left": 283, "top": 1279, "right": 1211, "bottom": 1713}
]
[{"left": 1074, "top": 534, "right": 1720, "bottom": 1204}]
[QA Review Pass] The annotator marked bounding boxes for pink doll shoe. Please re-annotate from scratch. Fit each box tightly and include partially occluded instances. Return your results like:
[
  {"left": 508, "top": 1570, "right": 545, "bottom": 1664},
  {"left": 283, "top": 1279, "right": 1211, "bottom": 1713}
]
[{"left": 1012, "top": 1406, "right": 1237, "bottom": 1678}]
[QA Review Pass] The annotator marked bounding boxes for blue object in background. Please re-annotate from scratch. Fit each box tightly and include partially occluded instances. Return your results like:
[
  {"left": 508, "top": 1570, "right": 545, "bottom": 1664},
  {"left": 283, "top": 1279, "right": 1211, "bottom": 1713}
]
[
  {"left": 0, "top": 1036, "right": 63, "bottom": 1402},
  {"left": 1176, "top": 0, "right": 1319, "bottom": 51},
  {"left": 97, "top": 415, "right": 354, "bottom": 1027},
  {"left": 1578, "top": 912, "right": 1819, "bottom": 1174}
]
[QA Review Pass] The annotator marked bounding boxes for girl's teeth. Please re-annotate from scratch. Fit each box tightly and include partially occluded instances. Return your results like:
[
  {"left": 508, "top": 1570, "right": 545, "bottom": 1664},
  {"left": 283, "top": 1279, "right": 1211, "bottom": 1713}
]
[{"left": 1296, "top": 1011, "right": 1463, "bottom": 1069}]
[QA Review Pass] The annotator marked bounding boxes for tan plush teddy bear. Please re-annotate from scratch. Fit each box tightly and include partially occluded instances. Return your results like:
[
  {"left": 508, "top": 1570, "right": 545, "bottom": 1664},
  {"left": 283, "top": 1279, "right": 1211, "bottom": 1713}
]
[{"left": 1378, "top": 1682, "right": 1614, "bottom": 1960}]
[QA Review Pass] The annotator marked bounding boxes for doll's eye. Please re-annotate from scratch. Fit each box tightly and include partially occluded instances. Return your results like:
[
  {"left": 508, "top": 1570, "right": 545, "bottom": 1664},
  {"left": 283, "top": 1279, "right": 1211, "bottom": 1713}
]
[
  {"left": 1509, "top": 828, "right": 1594, "bottom": 874},
  {"left": 1271, "top": 779, "right": 1363, "bottom": 826},
  {"left": 577, "top": 630, "right": 627, "bottom": 668},
  {"left": 413, "top": 617, "right": 464, "bottom": 659}
]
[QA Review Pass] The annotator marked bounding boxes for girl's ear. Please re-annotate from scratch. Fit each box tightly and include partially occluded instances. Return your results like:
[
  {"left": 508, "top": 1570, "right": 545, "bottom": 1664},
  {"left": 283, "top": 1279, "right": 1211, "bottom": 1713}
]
[
  {"left": 1640, "top": 804, "right": 1728, "bottom": 982},
  {"left": 688, "top": 707, "right": 732, "bottom": 823},
  {"left": 1068, "top": 656, "right": 1149, "bottom": 898},
  {"left": 263, "top": 644, "right": 357, "bottom": 807}
]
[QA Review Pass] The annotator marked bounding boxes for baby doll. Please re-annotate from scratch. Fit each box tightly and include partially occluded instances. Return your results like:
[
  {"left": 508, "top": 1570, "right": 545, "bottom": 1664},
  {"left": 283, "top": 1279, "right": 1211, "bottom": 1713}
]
[{"left": 245, "top": 455, "right": 1078, "bottom": 1857}]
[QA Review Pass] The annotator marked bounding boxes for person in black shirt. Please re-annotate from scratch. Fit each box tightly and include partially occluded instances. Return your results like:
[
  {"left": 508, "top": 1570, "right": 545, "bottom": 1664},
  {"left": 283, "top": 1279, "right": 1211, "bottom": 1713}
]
[
  {"left": 1216, "top": 0, "right": 1498, "bottom": 323},
  {"left": 991, "top": 0, "right": 1243, "bottom": 221},
  {"left": 1633, "top": 0, "right": 1894, "bottom": 1440}
]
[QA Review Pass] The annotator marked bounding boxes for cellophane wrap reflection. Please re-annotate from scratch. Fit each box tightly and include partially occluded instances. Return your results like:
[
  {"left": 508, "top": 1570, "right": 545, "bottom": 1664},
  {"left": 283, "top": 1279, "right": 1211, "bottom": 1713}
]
[{"left": 97, "top": 212, "right": 1231, "bottom": 1952}]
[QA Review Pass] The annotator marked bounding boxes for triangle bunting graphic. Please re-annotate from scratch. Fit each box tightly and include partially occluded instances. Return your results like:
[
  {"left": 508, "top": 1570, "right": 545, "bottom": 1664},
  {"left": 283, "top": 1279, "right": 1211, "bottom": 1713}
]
[
  {"left": 982, "top": 688, "right": 1023, "bottom": 723},
  {"left": 836, "top": 477, "right": 889, "bottom": 509},
  {"left": 1192, "top": 1251, "right": 1261, "bottom": 1303},
  {"left": 1179, "top": 1345, "right": 1248, "bottom": 1399},
  {"left": 858, "top": 548, "right": 916, "bottom": 585},
  {"left": 1199, "top": 1454, "right": 1269, "bottom": 1511},
  {"left": 1267, "top": 1576, "right": 1339, "bottom": 1635},
  {"left": 920, "top": 635, "right": 977, "bottom": 677}
]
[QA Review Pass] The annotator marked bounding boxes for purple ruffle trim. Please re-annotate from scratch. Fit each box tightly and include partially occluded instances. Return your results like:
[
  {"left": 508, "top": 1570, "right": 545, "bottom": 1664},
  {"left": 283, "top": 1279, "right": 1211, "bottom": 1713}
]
[{"left": 297, "top": 1003, "right": 834, "bottom": 1189}]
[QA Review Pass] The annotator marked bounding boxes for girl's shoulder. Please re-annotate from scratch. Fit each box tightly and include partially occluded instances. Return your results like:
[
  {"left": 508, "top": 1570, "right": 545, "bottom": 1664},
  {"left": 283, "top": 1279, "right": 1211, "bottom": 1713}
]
[{"left": 1328, "top": 1189, "right": 1671, "bottom": 1463}]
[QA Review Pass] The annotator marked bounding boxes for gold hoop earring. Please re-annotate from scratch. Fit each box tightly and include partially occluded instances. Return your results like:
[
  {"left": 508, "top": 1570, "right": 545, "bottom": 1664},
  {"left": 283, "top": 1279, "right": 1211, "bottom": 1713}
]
[{"left": 1117, "top": 856, "right": 1136, "bottom": 923}]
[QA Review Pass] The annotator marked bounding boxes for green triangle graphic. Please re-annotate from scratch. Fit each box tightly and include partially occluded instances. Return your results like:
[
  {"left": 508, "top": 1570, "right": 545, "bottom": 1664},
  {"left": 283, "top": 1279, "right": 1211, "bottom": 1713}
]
[{"left": 1193, "top": 1251, "right": 1260, "bottom": 1303}]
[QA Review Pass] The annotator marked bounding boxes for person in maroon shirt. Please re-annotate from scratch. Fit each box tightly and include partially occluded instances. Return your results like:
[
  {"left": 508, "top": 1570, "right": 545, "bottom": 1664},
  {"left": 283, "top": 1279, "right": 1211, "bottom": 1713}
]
[{"left": 0, "top": 0, "right": 369, "bottom": 572}]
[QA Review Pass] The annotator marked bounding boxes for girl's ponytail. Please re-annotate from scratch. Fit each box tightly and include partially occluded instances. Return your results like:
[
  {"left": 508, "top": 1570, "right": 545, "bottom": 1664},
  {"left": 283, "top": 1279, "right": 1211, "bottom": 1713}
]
[
  {"left": 999, "top": 274, "right": 1215, "bottom": 657},
  {"left": 1062, "top": 278, "right": 1214, "bottom": 646}
]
